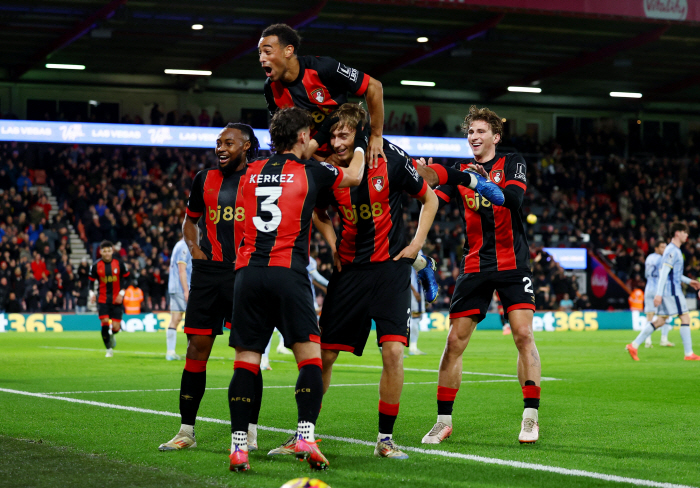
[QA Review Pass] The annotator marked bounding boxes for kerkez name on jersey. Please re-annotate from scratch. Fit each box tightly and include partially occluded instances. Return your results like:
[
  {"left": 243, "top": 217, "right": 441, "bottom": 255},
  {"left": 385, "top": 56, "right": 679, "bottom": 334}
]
[{"left": 249, "top": 173, "right": 295, "bottom": 184}]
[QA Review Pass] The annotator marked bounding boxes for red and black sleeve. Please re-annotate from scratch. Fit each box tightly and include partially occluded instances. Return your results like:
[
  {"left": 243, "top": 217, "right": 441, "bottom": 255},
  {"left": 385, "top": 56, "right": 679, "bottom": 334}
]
[
  {"left": 503, "top": 154, "right": 527, "bottom": 210},
  {"left": 119, "top": 260, "right": 130, "bottom": 290},
  {"left": 400, "top": 158, "right": 427, "bottom": 198},
  {"left": 433, "top": 184, "right": 455, "bottom": 209},
  {"left": 316, "top": 56, "right": 370, "bottom": 97},
  {"left": 88, "top": 263, "right": 98, "bottom": 282},
  {"left": 186, "top": 171, "right": 205, "bottom": 219},
  {"left": 309, "top": 161, "right": 345, "bottom": 191},
  {"left": 428, "top": 161, "right": 474, "bottom": 188}
]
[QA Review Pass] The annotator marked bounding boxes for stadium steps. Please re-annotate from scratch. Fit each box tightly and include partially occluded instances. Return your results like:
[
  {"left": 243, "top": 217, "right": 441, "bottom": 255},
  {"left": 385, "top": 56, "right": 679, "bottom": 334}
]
[{"left": 35, "top": 185, "right": 92, "bottom": 268}]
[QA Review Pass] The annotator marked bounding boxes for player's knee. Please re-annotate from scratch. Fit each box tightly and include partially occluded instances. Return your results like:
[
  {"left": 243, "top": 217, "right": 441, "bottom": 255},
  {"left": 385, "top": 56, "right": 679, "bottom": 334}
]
[
  {"left": 321, "top": 349, "right": 338, "bottom": 371},
  {"left": 381, "top": 342, "right": 404, "bottom": 368},
  {"left": 186, "top": 336, "right": 212, "bottom": 360},
  {"left": 513, "top": 330, "right": 534, "bottom": 351}
]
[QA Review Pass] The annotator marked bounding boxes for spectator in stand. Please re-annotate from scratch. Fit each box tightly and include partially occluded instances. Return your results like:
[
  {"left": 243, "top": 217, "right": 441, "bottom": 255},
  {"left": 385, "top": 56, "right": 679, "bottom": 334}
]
[
  {"left": 41, "top": 290, "right": 60, "bottom": 312},
  {"left": 150, "top": 104, "right": 163, "bottom": 125},
  {"left": 575, "top": 294, "right": 592, "bottom": 310},
  {"left": 198, "top": 109, "right": 210, "bottom": 127},
  {"left": 212, "top": 111, "right": 224, "bottom": 128},
  {"left": 559, "top": 293, "right": 574, "bottom": 312},
  {"left": 0, "top": 276, "right": 8, "bottom": 311},
  {"left": 25, "top": 283, "right": 40, "bottom": 312},
  {"left": 16, "top": 169, "right": 32, "bottom": 190},
  {"left": 5, "top": 291, "right": 21, "bottom": 313},
  {"left": 30, "top": 253, "right": 48, "bottom": 281}
]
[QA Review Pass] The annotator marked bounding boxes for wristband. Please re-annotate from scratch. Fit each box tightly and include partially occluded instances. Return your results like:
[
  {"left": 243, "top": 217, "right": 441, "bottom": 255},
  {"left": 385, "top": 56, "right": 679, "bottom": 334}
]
[
  {"left": 118, "top": 290, "right": 126, "bottom": 297},
  {"left": 466, "top": 172, "right": 477, "bottom": 190},
  {"left": 354, "top": 147, "right": 365, "bottom": 156}
]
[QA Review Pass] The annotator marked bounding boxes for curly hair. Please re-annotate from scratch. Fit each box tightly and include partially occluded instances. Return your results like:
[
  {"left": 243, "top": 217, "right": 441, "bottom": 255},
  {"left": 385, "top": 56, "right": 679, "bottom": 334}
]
[
  {"left": 269, "top": 107, "right": 313, "bottom": 153},
  {"left": 462, "top": 105, "right": 503, "bottom": 143},
  {"left": 261, "top": 23, "right": 301, "bottom": 54},
  {"left": 225, "top": 122, "right": 260, "bottom": 160}
]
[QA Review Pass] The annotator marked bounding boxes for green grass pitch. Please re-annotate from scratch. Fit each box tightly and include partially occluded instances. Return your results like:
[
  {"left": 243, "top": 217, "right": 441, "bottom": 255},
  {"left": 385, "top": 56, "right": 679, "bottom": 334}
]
[{"left": 1, "top": 329, "right": 699, "bottom": 488}]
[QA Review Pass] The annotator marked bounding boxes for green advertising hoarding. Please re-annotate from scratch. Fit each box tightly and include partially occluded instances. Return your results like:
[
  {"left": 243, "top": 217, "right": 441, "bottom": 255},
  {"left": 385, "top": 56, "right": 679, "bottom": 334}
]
[{"left": 2, "top": 311, "right": 699, "bottom": 333}]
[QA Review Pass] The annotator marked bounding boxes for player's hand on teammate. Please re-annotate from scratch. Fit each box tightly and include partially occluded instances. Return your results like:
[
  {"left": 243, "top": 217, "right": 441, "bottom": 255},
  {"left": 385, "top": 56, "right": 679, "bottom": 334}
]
[
  {"left": 653, "top": 295, "right": 662, "bottom": 307},
  {"left": 312, "top": 114, "right": 340, "bottom": 147},
  {"left": 393, "top": 240, "right": 422, "bottom": 262},
  {"left": 416, "top": 157, "right": 432, "bottom": 167},
  {"left": 367, "top": 132, "right": 386, "bottom": 169},
  {"left": 466, "top": 163, "right": 488, "bottom": 179},
  {"left": 191, "top": 248, "right": 208, "bottom": 260}
]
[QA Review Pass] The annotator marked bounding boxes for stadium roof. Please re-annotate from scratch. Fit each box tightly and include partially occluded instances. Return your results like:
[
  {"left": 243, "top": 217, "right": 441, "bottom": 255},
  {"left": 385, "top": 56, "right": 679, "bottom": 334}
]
[{"left": 2, "top": 0, "right": 700, "bottom": 107}]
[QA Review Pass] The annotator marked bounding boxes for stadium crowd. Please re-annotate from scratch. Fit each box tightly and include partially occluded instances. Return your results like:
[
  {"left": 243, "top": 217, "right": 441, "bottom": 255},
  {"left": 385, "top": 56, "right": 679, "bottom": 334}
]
[{"left": 2, "top": 128, "right": 699, "bottom": 313}]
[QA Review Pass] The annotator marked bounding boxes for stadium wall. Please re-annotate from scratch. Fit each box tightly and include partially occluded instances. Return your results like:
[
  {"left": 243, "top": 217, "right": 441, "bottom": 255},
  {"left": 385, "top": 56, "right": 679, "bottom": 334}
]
[
  {"left": 2, "top": 311, "right": 699, "bottom": 333},
  {"left": 3, "top": 80, "right": 697, "bottom": 142}
]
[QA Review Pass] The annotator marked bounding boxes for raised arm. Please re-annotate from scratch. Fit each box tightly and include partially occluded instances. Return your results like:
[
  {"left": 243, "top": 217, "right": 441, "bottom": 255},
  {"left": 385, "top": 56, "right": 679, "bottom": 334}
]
[{"left": 364, "top": 76, "right": 385, "bottom": 168}]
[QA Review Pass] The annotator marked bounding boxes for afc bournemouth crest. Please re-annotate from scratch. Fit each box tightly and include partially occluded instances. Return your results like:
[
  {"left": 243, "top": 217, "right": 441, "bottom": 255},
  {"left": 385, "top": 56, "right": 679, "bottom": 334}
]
[
  {"left": 372, "top": 176, "right": 385, "bottom": 192},
  {"left": 491, "top": 170, "right": 503, "bottom": 184},
  {"left": 310, "top": 88, "right": 325, "bottom": 103}
]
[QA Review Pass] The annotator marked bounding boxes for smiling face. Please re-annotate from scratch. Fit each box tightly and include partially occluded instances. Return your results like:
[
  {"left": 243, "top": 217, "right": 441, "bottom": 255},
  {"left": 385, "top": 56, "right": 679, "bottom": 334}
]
[
  {"left": 330, "top": 124, "right": 356, "bottom": 166},
  {"left": 100, "top": 246, "right": 113, "bottom": 262},
  {"left": 258, "top": 35, "right": 294, "bottom": 82},
  {"left": 216, "top": 128, "right": 250, "bottom": 172},
  {"left": 467, "top": 119, "right": 500, "bottom": 161}
]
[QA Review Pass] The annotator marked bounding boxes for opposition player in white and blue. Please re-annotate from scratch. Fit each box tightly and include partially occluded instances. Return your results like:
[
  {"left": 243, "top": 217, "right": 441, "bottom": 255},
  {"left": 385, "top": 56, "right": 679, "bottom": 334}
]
[
  {"left": 166, "top": 237, "right": 192, "bottom": 360},
  {"left": 409, "top": 267, "right": 426, "bottom": 355},
  {"left": 627, "top": 223, "right": 700, "bottom": 361},
  {"left": 642, "top": 241, "right": 674, "bottom": 348}
]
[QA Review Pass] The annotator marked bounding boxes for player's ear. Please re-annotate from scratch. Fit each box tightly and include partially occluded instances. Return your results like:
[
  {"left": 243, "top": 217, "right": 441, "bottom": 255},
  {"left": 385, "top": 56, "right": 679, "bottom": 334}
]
[
  {"left": 493, "top": 132, "right": 501, "bottom": 145},
  {"left": 284, "top": 44, "right": 295, "bottom": 59}
]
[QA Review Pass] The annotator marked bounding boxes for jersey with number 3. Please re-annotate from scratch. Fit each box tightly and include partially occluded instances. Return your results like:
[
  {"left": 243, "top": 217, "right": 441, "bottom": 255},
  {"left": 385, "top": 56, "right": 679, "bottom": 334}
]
[
  {"left": 236, "top": 154, "right": 344, "bottom": 273},
  {"left": 318, "top": 139, "right": 428, "bottom": 265},
  {"left": 434, "top": 153, "right": 529, "bottom": 273}
]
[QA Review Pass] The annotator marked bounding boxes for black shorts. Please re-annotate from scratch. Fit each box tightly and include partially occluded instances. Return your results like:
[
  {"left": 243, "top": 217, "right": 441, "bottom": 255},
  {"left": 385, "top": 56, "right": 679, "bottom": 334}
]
[
  {"left": 229, "top": 266, "right": 318, "bottom": 351},
  {"left": 320, "top": 260, "right": 411, "bottom": 356},
  {"left": 98, "top": 303, "right": 123, "bottom": 321},
  {"left": 185, "top": 259, "right": 235, "bottom": 336},
  {"left": 450, "top": 268, "right": 535, "bottom": 323}
]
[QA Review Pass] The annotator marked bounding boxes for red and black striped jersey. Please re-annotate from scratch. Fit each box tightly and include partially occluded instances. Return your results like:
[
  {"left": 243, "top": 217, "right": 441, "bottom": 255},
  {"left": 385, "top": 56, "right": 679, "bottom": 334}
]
[
  {"left": 318, "top": 139, "right": 428, "bottom": 265},
  {"left": 434, "top": 153, "right": 529, "bottom": 273},
  {"left": 89, "top": 258, "right": 129, "bottom": 304},
  {"left": 236, "top": 153, "right": 344, "bottom": 274},
  {"left": 264, "top": 56, "right": 370, "bottom": 155},
  {"left": 186, "top": 166, "right": 246, "bottom": 263}
]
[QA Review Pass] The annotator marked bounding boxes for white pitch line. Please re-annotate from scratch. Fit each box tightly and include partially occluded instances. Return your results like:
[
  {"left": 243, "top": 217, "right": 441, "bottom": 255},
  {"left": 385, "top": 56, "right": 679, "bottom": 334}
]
[
  {"left": 0, "top": 387, "right": 693, "bottom": 488},
  {"left": 39, "top": 346, "right": 561, "bottom": 380},
  {"left": 41, "top": 379, "right": 524, "bottom": 395}
]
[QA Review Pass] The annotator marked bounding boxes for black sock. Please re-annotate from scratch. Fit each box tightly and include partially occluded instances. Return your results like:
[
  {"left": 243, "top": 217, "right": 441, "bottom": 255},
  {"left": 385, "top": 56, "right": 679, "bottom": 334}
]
[
  {"left": 378, "top": 413, "right": 397, "bottom": 435},
  {"left": 296, "top": 363, "right": 323, "bottom": 424},
  {"left": 229, "top": 362, "right": 259, "bottom": 433},
  {"left": 180, "top": 370, "right": 207, "bottom": 426},
  {"left": 249, "top": 370, "right": 263, "bottom": 425},
  {"left": 437, "top": 400, "right": 454, "bottom": 415},
  {"left": 101, "top": 326, "right": 110, "bottom": 348}
]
